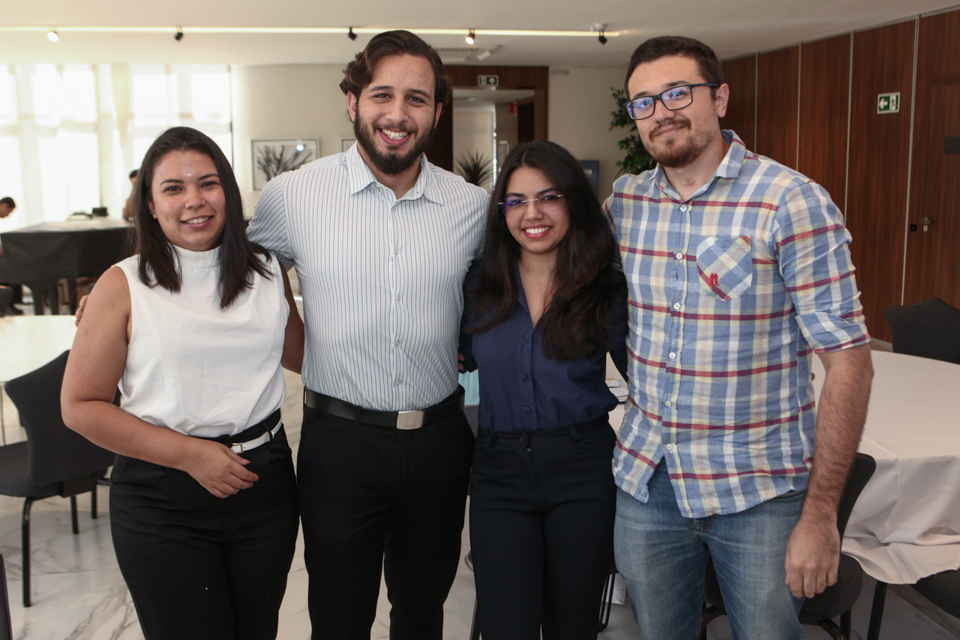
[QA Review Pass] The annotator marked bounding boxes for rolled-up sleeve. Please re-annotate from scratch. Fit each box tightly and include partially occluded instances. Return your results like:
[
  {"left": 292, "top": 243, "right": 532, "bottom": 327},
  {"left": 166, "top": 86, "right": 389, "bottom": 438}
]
[{"left": 774, "top": 181, "right": 870, "bottom": 353}]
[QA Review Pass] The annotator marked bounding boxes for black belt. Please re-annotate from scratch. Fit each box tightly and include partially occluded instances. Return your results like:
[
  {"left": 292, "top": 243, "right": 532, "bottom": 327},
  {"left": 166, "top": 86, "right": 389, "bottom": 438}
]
[
  {"left": 203, "top": 409, "right": 282, "bottom": 453},
  {"left": 303, "top": 387, "right": 465, "bottom": 429}
]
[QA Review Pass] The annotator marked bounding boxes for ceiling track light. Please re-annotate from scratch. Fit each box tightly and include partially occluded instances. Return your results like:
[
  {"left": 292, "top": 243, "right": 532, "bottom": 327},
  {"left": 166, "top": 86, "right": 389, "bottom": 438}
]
[
  {"left": 466, "top": 29, "right": 475, "bottom": 45},
  {"left": 598, "top": 30, "right": 607, "bottom": 45},
  {"left": 47, "top": 30, "right": 59, "bottom": 42},
  {"left": 348, "top": 27, "right": 357, "bottom": 41},
  {"left": 5, "top": 25, "right": 620, "bottom": 38},
  {"left": 175, "top": 26, "right": 184, "bottom": 41}
]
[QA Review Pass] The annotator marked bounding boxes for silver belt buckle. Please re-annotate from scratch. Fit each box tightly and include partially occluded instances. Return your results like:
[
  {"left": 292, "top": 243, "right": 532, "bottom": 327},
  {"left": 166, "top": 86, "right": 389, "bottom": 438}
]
[{"left": 396, "top": 410, "right": 424, "bottom": 430}]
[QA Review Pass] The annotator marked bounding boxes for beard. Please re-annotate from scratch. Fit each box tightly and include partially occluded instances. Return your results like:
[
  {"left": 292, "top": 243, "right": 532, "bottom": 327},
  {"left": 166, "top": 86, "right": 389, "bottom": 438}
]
[
  {"left": 643, "top": 116, "right": 712, "bottom": 169},
  {"left": 354, "top": 111, "right": 436, "bottom": 176}
]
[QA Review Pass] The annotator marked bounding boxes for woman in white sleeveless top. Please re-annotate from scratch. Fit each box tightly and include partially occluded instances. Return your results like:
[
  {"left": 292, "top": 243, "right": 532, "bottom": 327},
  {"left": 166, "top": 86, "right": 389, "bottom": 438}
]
[{"left": 62, "top": 127, "right": 304, "bottom": 640}]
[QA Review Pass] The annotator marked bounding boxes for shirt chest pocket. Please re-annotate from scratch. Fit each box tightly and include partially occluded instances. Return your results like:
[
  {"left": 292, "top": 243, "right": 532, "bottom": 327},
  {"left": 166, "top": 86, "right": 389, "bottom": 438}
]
[{"left": 696, "top": 236, "right": 753, "bottom": 301}]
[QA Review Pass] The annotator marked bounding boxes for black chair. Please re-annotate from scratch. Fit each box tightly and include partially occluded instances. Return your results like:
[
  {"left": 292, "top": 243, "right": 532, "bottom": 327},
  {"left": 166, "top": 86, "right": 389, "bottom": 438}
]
[
  {"left": 0, "top": 350, "right": 116, "bottom": 606},
  {"left": 883, "top": 297, "right": 960, "bottom": 365},
  {"left": 700, "top": 453, "right": 876, "bottom": 640},
  {"left": 0, "top": 554, "right": 12, "bottom": 640},
  {"left": 0, "top": 287, "right": 12, "bottom": 317},
  {"left": 865, "top": 569, "right": 960, "bottom": 640}
]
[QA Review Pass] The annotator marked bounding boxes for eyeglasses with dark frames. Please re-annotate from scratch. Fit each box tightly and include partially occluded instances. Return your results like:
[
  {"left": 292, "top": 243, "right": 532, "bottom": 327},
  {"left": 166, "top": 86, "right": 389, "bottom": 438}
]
[
  {"left": 498, "top": 193, "right": 565, "bottom": 216},
  {"left": 626, "top": 83, "right": 719, "bottom": 120}
]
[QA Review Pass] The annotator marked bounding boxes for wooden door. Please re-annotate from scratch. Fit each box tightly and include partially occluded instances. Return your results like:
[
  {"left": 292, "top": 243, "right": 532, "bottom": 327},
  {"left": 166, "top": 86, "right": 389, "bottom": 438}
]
[
  {"left": 903, "top": 79, "right": 960, "bottom": 307},
  {"left": 904, "top": 10, "right": 960, "bottom": 309}
]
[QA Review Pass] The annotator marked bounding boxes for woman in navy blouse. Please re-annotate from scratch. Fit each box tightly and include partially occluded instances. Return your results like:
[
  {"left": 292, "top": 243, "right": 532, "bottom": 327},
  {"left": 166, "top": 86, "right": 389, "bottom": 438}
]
[{"left": 462, "top": 141, "right": 628, "bottom": 640}]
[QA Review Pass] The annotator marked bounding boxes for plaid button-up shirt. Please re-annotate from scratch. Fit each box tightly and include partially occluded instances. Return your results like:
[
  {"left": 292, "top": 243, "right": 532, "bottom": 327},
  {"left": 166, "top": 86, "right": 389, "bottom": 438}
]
[{"left": 605, "top": 131, "right": 869, "bottom": 518}]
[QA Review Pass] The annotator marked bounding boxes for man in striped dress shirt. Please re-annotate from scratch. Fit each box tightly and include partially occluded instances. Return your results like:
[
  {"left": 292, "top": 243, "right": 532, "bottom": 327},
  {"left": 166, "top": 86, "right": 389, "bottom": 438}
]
[
  {"left": 247, "top": 31, "right": 487, "bottom": 639},
  {"left": 605, "top": 36, "right": 874, "bottom": 639}
]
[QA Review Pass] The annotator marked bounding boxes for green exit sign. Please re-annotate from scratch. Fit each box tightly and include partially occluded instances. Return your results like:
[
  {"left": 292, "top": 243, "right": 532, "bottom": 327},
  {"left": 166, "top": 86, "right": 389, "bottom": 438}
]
[
  {"left": 478, "top": 75, "right": 499, "bottom": 87},
  {"left": 877, "top": 92, "right": 900, "bottom": 114}
]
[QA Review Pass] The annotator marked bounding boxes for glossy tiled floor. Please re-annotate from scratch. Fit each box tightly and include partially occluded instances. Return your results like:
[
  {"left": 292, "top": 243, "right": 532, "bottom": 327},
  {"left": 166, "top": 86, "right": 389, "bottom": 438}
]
[{"left": 0, "top": 312, "right": 955, "bottom": 638}]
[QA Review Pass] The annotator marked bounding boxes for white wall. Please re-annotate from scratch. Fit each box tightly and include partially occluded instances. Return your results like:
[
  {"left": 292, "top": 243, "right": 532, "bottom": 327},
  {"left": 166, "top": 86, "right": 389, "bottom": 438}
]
[
  {"left": 452, "top": 104, "right": 495, "bottom": 191},
  {"left": 547, "top": 66, "right": 629, "bottom": 202},
  {"left": 231, "top": 64, "right": 354, "bottom": 214}
]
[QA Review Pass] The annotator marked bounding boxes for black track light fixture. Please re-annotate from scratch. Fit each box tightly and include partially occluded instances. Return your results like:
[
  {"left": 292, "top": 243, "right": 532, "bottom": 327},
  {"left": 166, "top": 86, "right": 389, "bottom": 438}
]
[
  {"left": 466, "top": 29, "right": 476, "bottom": 45},
  {"left": 598, "top": 30, "right": 607, "bottom": 45},
  {"left": 348, "top": 27, "right": 357, "bottom": 41},
  {"left": 175, "top": 26, "right": 184, "bottom": 41}
]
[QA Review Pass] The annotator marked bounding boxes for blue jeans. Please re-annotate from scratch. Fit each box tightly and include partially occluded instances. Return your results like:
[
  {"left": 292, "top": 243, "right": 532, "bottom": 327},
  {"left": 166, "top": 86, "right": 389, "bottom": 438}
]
[{"left": 614, "top": 462, "right": 805, "bottom": 640}]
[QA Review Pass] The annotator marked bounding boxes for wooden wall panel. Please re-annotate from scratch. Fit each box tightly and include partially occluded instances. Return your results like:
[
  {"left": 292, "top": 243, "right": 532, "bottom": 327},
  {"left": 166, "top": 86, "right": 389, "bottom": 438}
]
[
  {"left": 720, "top": 54, "right": 756, "bottom": 150},
  {"left": 756, "top": 46, "right": 799, "bottom": 168},
  {"left": 904, "top": 10, "right": 960, "bottom": 310},
  {"left": 798, "top": 34, "right": 851, "bottom": 209},
  {"left": 846, "top": 21, "right": 916, "bottom": 341}
]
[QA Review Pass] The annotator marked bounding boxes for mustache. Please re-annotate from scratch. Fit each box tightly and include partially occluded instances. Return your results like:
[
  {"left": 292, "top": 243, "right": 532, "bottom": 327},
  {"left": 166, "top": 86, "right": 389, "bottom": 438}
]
[{"left": 650, "top": 117, "right": 691, "bottom": 137}]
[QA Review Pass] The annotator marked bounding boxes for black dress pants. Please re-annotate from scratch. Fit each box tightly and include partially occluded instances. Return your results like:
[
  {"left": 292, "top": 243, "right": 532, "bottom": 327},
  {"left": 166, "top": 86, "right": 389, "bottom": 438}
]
[
  {"left": 297, "top": 402, "right": 475, "bottom": 640},
  {"left": 469, "top": 419, "right": 617, "bottom": 640},
  {"left": 110, "top": 427, "right": 299, "bottom": 640}
]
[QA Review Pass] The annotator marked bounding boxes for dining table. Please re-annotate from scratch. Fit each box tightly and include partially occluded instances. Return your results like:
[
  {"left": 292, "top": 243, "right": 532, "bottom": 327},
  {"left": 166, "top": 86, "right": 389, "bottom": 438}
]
[
  {"left": 812, "top": 350, "right": 960, "bottom": 585},
  {"left": 0, "top": 217, "right": 133, "bottom": 315}
]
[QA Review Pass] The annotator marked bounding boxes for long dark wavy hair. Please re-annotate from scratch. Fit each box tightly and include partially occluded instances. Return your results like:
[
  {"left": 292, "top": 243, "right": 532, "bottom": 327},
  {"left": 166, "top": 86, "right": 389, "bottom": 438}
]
[
  {"left": 133, "top": 126, "right": 271, "bottom": 308},
  {"left": 470, "top": 141, "right": 619, "bottom": 360}
]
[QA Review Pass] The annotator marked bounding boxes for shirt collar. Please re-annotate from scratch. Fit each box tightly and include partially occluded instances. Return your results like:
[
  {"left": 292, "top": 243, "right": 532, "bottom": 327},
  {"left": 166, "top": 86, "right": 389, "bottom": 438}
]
[
  {"left": 652, "top": 129, "right": 747, "bottom": 200},
  {"left": 345, "top": 142, "right": 444, "bottom": 205}
]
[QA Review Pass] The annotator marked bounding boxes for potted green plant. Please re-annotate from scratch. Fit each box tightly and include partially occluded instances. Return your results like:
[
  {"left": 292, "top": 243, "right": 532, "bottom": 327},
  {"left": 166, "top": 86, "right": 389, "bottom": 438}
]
[
  {"left": 456, "top": 152, "right": 493, "bottom": 189},
  {"left": 609, "top": 87, "right": 655, "bottom": 176}
]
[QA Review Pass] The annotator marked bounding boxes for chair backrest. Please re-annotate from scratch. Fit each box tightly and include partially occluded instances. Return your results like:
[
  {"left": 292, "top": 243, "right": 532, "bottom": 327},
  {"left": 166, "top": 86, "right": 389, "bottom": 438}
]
[
  {"left": 4, "top": 350, "right": 116, "bottom": 487},
  {"left": 836, "top": 453, "right": 876, "bottom": 538},
  {"left": 883, "top": 298, "right": 960, "bottom": 365},
  {"left": 0, "top": 287, "right": 12, "bottom": 316},
  {"left": 0, "top": 554, "right": 11, "bottom": 640}
]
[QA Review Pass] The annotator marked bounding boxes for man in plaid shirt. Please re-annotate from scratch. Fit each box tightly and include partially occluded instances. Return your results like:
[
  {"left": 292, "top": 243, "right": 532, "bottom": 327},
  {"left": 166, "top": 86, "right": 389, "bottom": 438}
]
[{"left": 606, "top": 36, "right": 873, "bottom": 639}]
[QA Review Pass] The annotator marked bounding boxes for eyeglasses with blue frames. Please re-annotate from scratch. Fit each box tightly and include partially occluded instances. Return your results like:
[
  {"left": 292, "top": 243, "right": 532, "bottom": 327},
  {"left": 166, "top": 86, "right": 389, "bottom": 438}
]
[
  {"left": 498, "top": 193, "right": 565, "bottom": 215},
  {"left": 625, "top": 83, "right": 719, "bottom": 120}
]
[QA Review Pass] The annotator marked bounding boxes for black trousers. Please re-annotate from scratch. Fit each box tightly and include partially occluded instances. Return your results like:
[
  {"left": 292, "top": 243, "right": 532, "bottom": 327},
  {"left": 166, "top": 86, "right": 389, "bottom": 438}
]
[
  {"left": 297, "top": 401, "right": 474, "bottom": 640},
  {"left": 110, "top": 427, "right": 299, "bottom": 640},
  {"left": 469, "top": 419, "right": 617, "bottom": 640}
]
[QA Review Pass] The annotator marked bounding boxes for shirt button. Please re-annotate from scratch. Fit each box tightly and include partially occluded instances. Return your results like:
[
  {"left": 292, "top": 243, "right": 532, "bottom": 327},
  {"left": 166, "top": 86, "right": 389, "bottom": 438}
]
[
  {"left": 395, "top": 340, "right": 400, "bottom": 347},
  {"left": 395, "top": 380, "right": 401, "bottom": 386},
  {"left": 666, "top": 443, "right": 675, "bottom": 451},
  {"left": 395, "top": 248, "right": 399, "bottom": 255},
  {"left": 520, "top": 372, "right": 528, "bottom": 381},
  {"left": 675, "top": 252, "right": 683, "bottom": 260},
  {"left": 669, "top": 352, "right": 676, "bottom": 360},
  {"left": 665, "top": 400, "right": 673, "bottom": 407},
  {"left": 680, "top": 205, "right": 688, "bottom": 212},
  {"left": 525, "top": 405, "right": 532, "bottom": 413},
  {"left": 673, "top": 302, "right": 681, "bottom": 311},
  {"left": 397, "top": 295, "right": 401, "bottom": 302}
]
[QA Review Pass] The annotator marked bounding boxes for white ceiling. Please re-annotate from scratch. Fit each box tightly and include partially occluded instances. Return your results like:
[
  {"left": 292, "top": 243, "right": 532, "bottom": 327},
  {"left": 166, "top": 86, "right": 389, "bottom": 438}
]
[{"left": 3, "top": 0, "right": 956, "bottom": 68}]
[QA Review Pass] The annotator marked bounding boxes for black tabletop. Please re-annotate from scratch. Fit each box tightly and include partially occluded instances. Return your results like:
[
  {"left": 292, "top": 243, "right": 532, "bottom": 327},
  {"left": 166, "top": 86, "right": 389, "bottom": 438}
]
[{"left": 0, "top": 218, "right": 135, "bottom": 283}]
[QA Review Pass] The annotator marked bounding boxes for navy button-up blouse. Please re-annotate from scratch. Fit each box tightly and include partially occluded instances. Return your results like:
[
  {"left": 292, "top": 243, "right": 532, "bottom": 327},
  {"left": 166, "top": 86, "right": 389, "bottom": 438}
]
[{"left": 462, "top": 265, "right": 629, "bottom": 433}]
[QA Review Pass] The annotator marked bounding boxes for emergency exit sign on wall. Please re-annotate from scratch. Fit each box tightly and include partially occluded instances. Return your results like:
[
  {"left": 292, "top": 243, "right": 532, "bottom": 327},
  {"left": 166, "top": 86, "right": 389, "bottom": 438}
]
[
  {"left": 477, "top": 75, "right": 499, "bottom": 87},
  {"left": 877, "top": 92, "right": 900, "bottom": 114}
]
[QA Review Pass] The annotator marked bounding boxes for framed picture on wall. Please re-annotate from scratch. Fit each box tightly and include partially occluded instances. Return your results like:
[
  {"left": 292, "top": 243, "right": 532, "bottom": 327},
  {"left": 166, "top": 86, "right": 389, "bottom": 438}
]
[
  {"left": 341, "top": 138, "right": 356, "bottom": 152},
  {"left": 252, "top": 138, "right": 319, "bottom": 190}
]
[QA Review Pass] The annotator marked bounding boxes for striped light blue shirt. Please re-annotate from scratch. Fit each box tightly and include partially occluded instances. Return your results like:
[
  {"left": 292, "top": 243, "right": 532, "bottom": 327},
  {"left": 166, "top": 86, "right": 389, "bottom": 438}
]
[{"left": 248, "top": 144, "right": 488, "bottom": 411}]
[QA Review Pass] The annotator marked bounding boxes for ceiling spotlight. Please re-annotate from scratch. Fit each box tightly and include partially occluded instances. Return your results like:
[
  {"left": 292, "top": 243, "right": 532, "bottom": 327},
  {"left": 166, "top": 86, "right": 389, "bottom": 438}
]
[
  {"left": 598, "top": 30, "right": 607, "bottom": 45},
  {"left": 47, "top": 30, "right": 59, "bottom": 42},
  {"left": 348, "top": 27, "right": 357, "bottom": 41},
  {"left": 174, "top": 26, "right": 184, "bottom": 41},
  {"left": 466, "top": 29, "right": 476, "bottom": 45}
]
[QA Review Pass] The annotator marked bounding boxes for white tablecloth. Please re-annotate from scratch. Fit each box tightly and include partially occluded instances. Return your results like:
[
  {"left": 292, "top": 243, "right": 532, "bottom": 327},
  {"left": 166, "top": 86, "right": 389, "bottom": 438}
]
[
  {"left": 812, "top": 351, "right": 960, "bottom": 584},
  {"left": 0, "top": 315, "right": 77, "bottom": 382}
]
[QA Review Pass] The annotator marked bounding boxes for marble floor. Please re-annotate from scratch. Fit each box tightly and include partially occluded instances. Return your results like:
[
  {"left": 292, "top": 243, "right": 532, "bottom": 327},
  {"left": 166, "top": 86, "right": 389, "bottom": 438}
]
[{"left": 0, "top": 353, "right": 957, "bottom": 639}]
